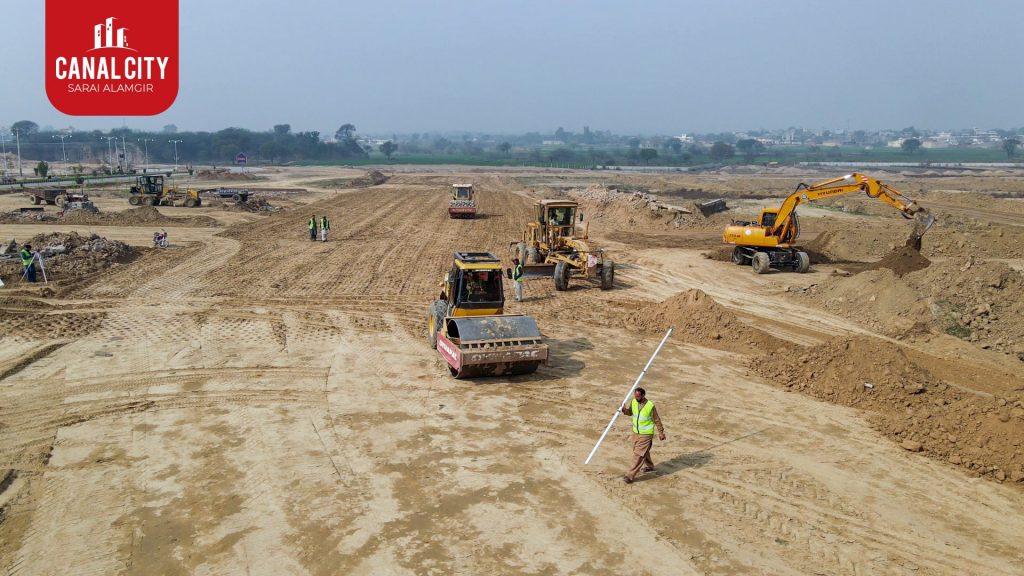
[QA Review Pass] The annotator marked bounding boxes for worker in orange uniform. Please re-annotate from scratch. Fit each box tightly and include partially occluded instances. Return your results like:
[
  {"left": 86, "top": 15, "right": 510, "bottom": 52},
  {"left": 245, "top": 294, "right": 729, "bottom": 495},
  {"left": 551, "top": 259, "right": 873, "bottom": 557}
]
[{"left": 620, "top": 387, "right": 665, "bottom": 483}]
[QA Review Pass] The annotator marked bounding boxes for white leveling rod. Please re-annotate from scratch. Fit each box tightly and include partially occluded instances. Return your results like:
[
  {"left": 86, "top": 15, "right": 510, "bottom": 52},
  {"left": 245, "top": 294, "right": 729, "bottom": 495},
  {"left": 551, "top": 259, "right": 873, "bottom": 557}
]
[{"left": 584, "top": 327, "right": 673, "bottom": 465}]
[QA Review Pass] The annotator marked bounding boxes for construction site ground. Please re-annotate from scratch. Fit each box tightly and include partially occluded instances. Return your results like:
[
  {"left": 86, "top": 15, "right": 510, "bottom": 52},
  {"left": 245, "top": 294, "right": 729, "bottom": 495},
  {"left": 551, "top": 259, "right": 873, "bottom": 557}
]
[{"left": 1, "top": 166, "right": 1023, "bottom": 575}]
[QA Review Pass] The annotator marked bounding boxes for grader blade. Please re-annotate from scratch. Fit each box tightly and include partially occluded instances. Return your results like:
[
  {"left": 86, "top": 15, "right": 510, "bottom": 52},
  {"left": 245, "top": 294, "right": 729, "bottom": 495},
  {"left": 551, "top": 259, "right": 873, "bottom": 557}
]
[
  {"left": 436, "top": 315, "right": 548, "bottom": 379},
  {"left": 522, "top": 263, "right": 556, "bottom": 278}
]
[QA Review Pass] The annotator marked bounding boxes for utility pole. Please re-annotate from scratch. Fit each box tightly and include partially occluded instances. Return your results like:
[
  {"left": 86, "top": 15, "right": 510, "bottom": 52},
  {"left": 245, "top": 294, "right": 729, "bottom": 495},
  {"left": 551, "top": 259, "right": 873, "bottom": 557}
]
[
  {"left": 120, "top": 134, "right": 127, "bottom": 171},
  {"left": 137, "top": 138, "right": 153, "bottom": 171},
  {"left": 169, "top": 139, "right": 182, "bottom": 171},
  {"left": 102, "top": 136, "right": 116, "bottom": 173},
  {"left": 14, "top": 128, "right": 23, "bottom": 177},
  {"left": 0, "top": 131, "right": 7, "bottom": 173},
  {"left": 52, "top": 133, "right": 72, "bottom": 175}
]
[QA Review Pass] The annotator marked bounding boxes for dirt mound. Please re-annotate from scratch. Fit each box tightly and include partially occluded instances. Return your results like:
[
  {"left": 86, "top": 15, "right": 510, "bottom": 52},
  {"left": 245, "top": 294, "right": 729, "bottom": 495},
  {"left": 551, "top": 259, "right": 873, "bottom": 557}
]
[
  {"left": 349, "top": 170, "right": 389, "bottom": 187},
  {"left": 59, "top": 206, "right": 219, "bottom": 227},
  {"left": 0, "top": 210, "right": 59, "bottom": 224},
  {"left": 222, "top": 197, "right": 278, "bottom": 213},
  {"left": 864, "top": 244, "right": 931, "bottom": 277},
  {"left": 195, "top": 169, "right": 262, "bottom": 181},
  {"left": 0, "top": 232, "right": 135, "bottom": 282},
  {"left": 750, "top": 336, "right": 1024, "bottom": 484},
  {"left": 626, "top": 289, "right": 786, "bottom": 351}
]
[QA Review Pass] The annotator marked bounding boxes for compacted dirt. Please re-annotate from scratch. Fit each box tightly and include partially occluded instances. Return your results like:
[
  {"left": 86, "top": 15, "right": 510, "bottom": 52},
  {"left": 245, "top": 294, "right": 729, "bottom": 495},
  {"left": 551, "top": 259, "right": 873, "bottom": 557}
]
[{"left": 1, "top": 166, "right": 1023, "bottom": 575}]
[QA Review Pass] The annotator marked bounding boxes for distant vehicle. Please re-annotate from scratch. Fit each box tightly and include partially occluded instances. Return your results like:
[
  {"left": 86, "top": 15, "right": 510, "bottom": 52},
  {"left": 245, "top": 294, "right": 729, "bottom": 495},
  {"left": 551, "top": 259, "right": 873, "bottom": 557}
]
[
  {"left": 448, "top": 184, "right": 477, "bottom": 218},
  {"left": 26, "top": 188, "right": 67, "bottom": 206}
]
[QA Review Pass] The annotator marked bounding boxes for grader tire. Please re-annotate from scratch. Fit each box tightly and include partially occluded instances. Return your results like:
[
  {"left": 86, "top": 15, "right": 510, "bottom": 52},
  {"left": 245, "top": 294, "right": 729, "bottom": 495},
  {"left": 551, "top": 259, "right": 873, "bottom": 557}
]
[
  {"left": 183, "top": 197, "right": 196, "bottom": 208},
  {"left": 752, "top": 252, "right": 771, "bottom": 274},
  {"left": 32, "top": 195, "right": 41, "bottom": 205},
  {"left": 128, "top": 195, "right": 141, "bottom": 206},
  {"left": 527, "top": 246, "right": 543, "bottom": 264},
  {"left": 600, "top": 260, "right": 615, "bottom": 290},
  {"left": 517, "top": 242, "right": 528, "bottom": 267},
  {"left": 554, "top": 261, "right": 570, "bottom": 291}
]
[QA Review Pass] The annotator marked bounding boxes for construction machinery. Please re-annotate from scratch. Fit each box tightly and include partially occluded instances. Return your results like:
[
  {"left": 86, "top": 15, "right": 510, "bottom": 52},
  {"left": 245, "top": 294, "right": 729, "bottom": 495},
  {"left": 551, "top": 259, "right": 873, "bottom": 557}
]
[
  {"left": 448, "top": 183, "right": 477, "bottom": 218},
  {"left": 427, "top": 252, "right": 548, "bottom": 378},
  {"left": 514, "top": 199, "right": 614, "bottom": 291},
  {"left": 724, "top": 173, "right": 936, "bottom": 274},
  {"left": 127, "top": 175, "right": 202, "bottom": 207}
]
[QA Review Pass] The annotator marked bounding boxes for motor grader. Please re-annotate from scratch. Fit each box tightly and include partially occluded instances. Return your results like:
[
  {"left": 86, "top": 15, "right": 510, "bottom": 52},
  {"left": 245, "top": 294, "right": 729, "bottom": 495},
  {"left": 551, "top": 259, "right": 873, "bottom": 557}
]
[
  {"left": 127, "top": 175, "right": 202, "bottom": 207},
  {"left": 723, "top": 173, "right": 936, "bottom": 274},
  {"left": 513, "top": 199, "right": 614, "bottom": 291},
  {"left": 449, "top": 183, "right": 477, "bottom": 218},
  {"left": 427, "top": 251, "right": 548, "bottom": 378}
]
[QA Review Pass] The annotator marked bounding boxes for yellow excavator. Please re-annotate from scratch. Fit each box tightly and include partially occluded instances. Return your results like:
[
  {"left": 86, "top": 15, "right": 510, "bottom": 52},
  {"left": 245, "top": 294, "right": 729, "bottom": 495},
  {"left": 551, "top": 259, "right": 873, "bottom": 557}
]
[
  {"left": 427, "top": 251, "right": 548, "bottom": 378},
  {"left": 723, "top": 173, "right": 936, "bottom": 274}
]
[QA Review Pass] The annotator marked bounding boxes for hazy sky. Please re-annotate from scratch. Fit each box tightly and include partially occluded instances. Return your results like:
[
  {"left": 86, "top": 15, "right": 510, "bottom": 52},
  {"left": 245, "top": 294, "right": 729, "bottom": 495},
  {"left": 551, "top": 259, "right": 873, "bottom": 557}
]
[{"left": 4, "top": 0, "right": 1023, "bottom": 135}]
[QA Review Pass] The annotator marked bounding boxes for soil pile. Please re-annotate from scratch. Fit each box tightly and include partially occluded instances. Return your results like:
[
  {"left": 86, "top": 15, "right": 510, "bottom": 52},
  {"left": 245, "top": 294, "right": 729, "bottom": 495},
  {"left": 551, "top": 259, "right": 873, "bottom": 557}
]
[
  {"left": 750, "top": 336, "right": 1024, "bottom": 484},
  {"left": 0, "top": 210, "right": 59, "bottom": 223},
  {"left": 0, "top": 231, "right": 135, "bottom": 280},
  {"left": 905, "top": 258, "right": 1024, "bottom": 355},
  {"left": 223, "top": 197, "right": 278, "bottom": 213},
  {"left": 60, "top": 206, "right": 219, "bottom": 227},
  {"left": 626, "top": 289, "right": 786, "bottom": 351},
  {"left": 566, "top": 185, "right": 736, "bottom": 233},
  {"left": 350, "top": 170, "right": 389, "bottom": 187},
  {"left": 864, "top": 244, "right": 931, "bottom": 277}
]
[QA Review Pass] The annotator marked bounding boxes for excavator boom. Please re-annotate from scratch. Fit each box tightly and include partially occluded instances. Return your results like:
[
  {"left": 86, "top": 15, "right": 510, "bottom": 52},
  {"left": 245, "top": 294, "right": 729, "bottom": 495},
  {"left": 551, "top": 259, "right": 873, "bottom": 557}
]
[{"left": 723, "top": 173, "right": 936, "bottom": 274}]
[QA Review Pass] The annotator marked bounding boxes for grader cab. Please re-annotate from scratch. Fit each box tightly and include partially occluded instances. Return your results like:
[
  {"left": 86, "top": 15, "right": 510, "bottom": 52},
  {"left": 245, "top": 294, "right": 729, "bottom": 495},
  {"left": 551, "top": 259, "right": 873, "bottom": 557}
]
[{"left": 513, "top": 200, "right": 614, "bottom": 291}]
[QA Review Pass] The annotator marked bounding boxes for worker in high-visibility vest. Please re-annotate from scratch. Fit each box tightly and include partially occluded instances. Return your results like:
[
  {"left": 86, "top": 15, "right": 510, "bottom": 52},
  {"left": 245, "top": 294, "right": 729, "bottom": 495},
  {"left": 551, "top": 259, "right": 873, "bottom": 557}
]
[
  {"left": 20, "top": 244, "right": 37, "bottom": 283},
  {"left": 619, "top": 387, "right": 666, "bottom": 484},
  {"left": 512, "top": 257, "right": 524, "bottom": 302},
  {"left": 320, "top": 215, "right": 331, "bottom": 242},
  {"left": 308, "top": 215, "right": 318, "bottom": 241}
]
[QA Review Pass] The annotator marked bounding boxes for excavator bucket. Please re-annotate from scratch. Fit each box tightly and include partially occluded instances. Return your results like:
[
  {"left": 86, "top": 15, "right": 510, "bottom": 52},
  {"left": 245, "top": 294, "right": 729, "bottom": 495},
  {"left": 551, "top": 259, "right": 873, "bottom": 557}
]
[
  {"left": 914, "top": 210, "right": 937, "bottom": 238},
  {"left": 437, "top": 315, "right": 548, "bottom": 379}
]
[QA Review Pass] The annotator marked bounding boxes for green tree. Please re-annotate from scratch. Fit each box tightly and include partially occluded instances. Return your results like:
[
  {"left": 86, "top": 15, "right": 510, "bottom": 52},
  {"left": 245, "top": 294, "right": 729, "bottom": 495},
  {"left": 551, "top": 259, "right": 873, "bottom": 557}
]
[
  {"left": 668, "top": 139, "right": 683, "bottom": 155},
  {"left": 12, "top": 120, "right": 39, "bottom": 135},
  {"left": 162, "top": 124, "right": 177, "bottom": 133},
  {"left": 639, "top": 148, "right": 658, "bottom": 164},
  {"left": 498, "top": 142, "right": 512, "bottom": 156},
  {"left": 273, "top": 124, "right": 291, "bottom": 136},
  {"left": 709, "top": 141, "right": 734, "bottom": 161},
  {"left": 901, "top": 138, "right": 922, "bottom": 154},
  {"left": 335, "top": 123, "right": 356, "bottom": 142},
  {"left": 1002, "top": 138, "right": 1021, "bottom": 158},
  {"left": 379, "top": 140, "right": 398, "bottom": 160},
  {"left": 736, "top": 139, "right": 765, "bottom": 162},
  {"left": 35, "top": 160, "right": 49, "bottom": 177}
]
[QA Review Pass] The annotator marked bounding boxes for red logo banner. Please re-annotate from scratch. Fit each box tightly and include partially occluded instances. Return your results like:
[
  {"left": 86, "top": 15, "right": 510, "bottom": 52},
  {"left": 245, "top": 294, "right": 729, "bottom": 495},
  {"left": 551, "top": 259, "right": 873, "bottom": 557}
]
[{"left": 46, "top": 0, "right": 179, "bottom": 115}]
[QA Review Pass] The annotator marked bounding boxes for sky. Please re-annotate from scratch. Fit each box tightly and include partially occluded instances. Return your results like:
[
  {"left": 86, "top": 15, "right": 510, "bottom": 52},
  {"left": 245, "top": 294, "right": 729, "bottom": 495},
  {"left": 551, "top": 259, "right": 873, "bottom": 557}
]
[{"left": 4, "top": 0, "right": 1024, "bottom": 136}]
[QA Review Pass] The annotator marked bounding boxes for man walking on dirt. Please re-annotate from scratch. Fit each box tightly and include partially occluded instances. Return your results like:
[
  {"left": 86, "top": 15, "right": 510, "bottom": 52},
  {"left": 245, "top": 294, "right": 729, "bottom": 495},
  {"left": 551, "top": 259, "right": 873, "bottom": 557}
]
[
  {"left": 620, "top": 387, "right": 665, "bottom": 483},
  {"left": 20, "top": 244, "right": 37, "bottom": 283},
  {"left": 512, "top": 257, "right": 524, "bottom": 302},
  {"left": 320, "top": 215, "right": 330, "bottom": 242},
  {"left": 308, "top": 215, "right": 318, "bottom": 241}
]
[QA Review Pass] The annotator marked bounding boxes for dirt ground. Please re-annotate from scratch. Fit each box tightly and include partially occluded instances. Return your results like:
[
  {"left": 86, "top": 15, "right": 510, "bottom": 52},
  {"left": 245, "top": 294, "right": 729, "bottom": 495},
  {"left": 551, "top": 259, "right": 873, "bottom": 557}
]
[{"left": 1, "top": 165, "right": 1023, "bottom": 575}]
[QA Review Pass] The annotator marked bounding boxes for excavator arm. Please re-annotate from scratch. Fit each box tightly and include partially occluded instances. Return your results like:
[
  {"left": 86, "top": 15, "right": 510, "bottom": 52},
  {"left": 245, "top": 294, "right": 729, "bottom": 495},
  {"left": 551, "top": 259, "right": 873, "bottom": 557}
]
[{"left": 770, "top": 173, "right": 935, "bottom": 242}]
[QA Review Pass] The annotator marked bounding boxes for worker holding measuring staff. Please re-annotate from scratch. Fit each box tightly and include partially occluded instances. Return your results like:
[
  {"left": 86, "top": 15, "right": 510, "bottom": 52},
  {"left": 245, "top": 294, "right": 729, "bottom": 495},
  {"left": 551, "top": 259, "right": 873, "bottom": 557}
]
[{"left": 620, "top": 387, "right": 665, "bottom": 484}]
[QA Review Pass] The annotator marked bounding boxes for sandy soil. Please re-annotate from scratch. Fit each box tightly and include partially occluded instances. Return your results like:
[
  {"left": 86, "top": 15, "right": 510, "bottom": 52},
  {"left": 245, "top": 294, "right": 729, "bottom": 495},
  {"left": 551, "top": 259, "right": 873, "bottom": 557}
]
[{"left": 1, "top": 167, "right": 1023, "bottom": 575}]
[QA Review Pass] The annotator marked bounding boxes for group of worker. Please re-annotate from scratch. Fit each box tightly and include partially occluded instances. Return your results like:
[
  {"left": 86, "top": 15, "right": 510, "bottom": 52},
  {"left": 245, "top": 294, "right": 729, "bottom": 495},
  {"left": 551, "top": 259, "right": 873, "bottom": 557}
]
[{"left": 307, "top": 214, "right": 331, "bottom": 242}]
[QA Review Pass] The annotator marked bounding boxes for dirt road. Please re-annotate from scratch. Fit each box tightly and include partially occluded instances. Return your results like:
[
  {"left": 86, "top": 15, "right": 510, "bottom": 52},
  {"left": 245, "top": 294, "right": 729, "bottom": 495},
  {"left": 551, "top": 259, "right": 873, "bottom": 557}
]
[{"left": 1, "top": 169, "right": 1023, "bottom": 575}]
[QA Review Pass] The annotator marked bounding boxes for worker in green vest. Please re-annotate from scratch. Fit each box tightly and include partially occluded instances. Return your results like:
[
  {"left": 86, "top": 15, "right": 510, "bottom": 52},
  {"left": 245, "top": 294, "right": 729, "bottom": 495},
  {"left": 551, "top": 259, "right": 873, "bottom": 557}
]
[
  {"left": 308, "top": 215, "right": 318, "bottom": 241},
  {"left": 620, "top": 387, "right": 666, "bottom": 484},
  {"left": 320, "top": 215, "right": 330, "bottom": 242},
  {"left": 20, "top": 244, "right": 37, "bottom": 283},
  {"left": 512, "top": 257, "right": 524, "bottom": 302}
]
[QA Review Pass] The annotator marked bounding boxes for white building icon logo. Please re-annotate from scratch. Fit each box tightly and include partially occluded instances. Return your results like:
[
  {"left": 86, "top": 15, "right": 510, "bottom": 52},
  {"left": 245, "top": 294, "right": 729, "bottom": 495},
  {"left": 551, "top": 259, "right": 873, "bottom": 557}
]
[{"left": 91, "top": 17, "right": 136, "bottom": 51}]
